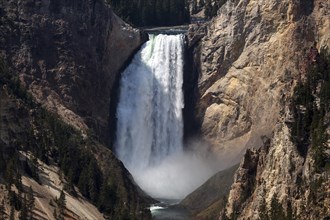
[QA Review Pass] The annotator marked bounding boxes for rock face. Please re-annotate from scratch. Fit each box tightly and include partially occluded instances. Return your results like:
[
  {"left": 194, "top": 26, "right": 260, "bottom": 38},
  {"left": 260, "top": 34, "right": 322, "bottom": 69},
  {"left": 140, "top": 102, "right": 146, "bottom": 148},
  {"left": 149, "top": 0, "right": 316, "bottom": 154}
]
[
  {"left": 0, "top": 0, "right": 151, "bottom": 218},
  {"left": 180, "top": 164, "right": 239, "bottom": 219},
  {"left": 184, "top": 0, "right": 330, "bottom": 219},
  {"left": 223, "top": 119, "right": 330, "bottom": 219},
  {"left": 0, "top": 84, "right": 153, "bottom": 219},
  {"left": 193, "top": 0, "right": 330, "bottom": 163},
  {"left": 0, "top": 0, "right": 146, "bottom": 142}
]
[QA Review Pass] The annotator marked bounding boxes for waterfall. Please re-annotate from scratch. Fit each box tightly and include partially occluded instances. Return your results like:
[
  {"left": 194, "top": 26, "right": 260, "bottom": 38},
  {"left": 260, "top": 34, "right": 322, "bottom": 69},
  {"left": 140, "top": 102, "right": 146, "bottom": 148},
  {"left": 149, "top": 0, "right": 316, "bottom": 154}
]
[
  {"left": 116, "top": 34, "right": 184, "bottom": 170},
  {"left": 115, "top": 34, "right": 214, "bottom": 200}
]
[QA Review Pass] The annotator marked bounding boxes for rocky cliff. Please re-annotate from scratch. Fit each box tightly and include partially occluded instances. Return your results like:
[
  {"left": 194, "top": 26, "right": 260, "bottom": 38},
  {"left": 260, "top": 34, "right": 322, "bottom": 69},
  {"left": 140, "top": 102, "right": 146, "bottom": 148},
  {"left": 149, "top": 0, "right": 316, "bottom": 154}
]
[
  {"left": 0, "top": 0, "right": 146, "bottom": 142},
  {"left": 181, "top": 164, "right": 239, "bottom": 219},
  {"left": 0, "top": 83, "right": 152, "bottom": 219},
  {"left": 222, "top": 122, "right": 330, "bottom": 219},
  {"left": 192, "top": 0, "right": 329, "bottom": 164},
  {"left": 185, "top": 0, "right": 330, "bottom": 219},
  {"left": 0, "top": 0, "right": 151, "bottom": 219}
]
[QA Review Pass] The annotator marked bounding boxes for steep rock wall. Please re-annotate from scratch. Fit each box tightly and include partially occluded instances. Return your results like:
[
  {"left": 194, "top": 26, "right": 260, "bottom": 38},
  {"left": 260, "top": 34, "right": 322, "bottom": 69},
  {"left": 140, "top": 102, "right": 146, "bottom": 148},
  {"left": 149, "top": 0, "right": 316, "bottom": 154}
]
[
  {"left": 0, "top": 0, "right": 151, "bottom": 218},
  {"left": 0, "top": 0, "right": 146, "bottom": 142},
  {"left": 194, "top": 0, "right": 329, "bottom": 163},
  {"left": 0, "top": 84, "right": 153, "bottom": 219},
  {"left": 223, "top": 115, "right": 330, "bottom": 219},
  {"left": 187, "top": 0, "right": 330, "bottom": 219}
]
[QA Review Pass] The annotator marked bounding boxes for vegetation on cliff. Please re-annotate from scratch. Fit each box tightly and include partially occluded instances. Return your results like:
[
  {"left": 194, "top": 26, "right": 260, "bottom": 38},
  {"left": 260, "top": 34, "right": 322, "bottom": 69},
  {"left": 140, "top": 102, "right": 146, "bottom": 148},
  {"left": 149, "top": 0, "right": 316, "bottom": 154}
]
[
  {"left": 0, "top": 59, "right": 151, "bottom": 219},
  {"left": 290, "top": 48, "right": 330, "bottom": 171},
  {"left": 107, "top": 0, "right": 190, "bottom": 26},
  {"left": 190, "top": 0, "right": 228, "bottom": 19}
]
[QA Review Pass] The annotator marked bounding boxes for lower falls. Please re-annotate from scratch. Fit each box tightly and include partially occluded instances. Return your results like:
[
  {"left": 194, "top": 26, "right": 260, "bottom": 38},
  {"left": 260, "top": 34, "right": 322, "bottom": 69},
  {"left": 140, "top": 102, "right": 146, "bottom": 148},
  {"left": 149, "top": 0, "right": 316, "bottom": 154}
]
[{"left": 114, "top": 34, "right": 216, "bottom": 209}]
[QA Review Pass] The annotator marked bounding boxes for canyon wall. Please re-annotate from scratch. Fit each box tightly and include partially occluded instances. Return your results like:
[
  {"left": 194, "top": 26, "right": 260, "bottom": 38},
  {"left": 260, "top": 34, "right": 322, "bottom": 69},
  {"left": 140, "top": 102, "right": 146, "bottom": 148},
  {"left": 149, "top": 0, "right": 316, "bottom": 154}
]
[
  {"left": 193, "top": 0, "right": 329, "bottom": 165},
  {"left": 0, "top": 0, "right": 146, "bottom": 142},
  {"left": 187, "top": 0, "right": 330, "bottom": 219},
  {"left": 0, "top": 0, "right": 151, "bottom": 218}
]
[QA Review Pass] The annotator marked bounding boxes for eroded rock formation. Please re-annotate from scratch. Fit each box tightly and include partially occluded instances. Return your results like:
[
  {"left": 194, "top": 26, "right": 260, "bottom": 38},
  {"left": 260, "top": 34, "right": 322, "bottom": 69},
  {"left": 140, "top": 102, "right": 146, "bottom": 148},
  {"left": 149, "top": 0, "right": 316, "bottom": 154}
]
[
  {"left": 193, "top": 0, "right": 329, "bottom": 164},
  {"left": 185, "top": 0, "right": 330, "bottom": 219}
]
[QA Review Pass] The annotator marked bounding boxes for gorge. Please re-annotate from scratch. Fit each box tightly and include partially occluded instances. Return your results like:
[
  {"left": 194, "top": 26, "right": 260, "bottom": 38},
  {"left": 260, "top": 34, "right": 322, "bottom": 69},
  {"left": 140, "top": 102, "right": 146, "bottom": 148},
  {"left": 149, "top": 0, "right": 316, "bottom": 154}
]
[{"left": 0, "top": 0, "right": 329, "bottom": 219}]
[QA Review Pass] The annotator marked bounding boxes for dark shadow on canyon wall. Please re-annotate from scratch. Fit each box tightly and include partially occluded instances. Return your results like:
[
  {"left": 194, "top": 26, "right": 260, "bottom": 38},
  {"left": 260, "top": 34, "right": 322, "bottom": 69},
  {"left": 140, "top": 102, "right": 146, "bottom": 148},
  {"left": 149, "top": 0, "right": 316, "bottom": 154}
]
[{"left": 183, "top": 37, "right": 202, "bottom": 142}]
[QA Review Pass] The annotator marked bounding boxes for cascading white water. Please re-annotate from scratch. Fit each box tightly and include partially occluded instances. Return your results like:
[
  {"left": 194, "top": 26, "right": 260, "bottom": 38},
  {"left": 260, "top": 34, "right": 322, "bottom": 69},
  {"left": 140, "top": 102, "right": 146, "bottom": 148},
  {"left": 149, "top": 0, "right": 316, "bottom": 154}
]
[
  {"left": 115, "top": 34, "right": 215, "bottom": 200},
  {"left": 116, "top": 34, "right": 184, "bottom": 170}
]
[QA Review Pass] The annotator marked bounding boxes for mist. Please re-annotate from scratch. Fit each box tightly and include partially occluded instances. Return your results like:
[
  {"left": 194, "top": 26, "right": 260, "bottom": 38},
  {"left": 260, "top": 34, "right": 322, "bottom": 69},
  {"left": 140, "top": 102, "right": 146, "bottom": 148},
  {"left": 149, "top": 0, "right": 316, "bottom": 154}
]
[{"left": 132, "top": 148, "right": 219, "bottom": 200}]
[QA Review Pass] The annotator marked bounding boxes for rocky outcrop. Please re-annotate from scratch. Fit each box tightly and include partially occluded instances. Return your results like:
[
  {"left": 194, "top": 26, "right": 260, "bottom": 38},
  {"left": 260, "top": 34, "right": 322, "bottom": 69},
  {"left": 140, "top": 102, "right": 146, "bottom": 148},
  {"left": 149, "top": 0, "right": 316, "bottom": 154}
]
[
  {"left": 0, "top": 0, "right": 146, "bottom": 142},
  {"left": 193, "top": 0, "right": 330, "bottom": 163},
  {"left": 223, "top": 118, "right": 330, "bottom": 219},
  {"left": 181, "top": 164, "right": 238, "bottom": 219},
  {"left": 220, "top": 32, "right": 330, "bottom": 219}
]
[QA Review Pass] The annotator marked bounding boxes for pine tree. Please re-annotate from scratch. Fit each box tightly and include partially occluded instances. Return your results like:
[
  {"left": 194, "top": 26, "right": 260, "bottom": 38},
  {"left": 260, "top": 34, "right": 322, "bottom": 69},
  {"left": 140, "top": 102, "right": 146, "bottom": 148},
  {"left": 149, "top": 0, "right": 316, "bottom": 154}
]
[
  {"left": 0, "top": 200, "right": 5, "bottom": 220},
  {"left": 9, "top": 206, "right": 14, "bottom": 220},
  {"left": 0, "top": 145, "right": 5, "bottom": 174},
  {"left": 57, "top": 190, "right": 66, "bottom": 220},
  {"left": 270, "top": 196, "right": 286, "bottom": 220},
  {"left": 53, "top": 190, "right": 66, "bottom": 220},
  {"left": 53, "top": 209, "right": 57, "bottom": 220},
  {"left": 286, "top": 202, "right": 294, "bottom": 220},
  {"left": 192, "top": 0, "right": 198, "bottom": 14},
  {"left": 87, "top": 160, "right": 101, "bottom": 203},
  {"left": 27, "top": 187, "right": 35, "bottom": 219},
  {"left": 19, "top": 194, "right": 27, "bottom": 220},
  {"left": 98, "top": 181, "right": 117, "bottom": 214},
  {"left": 204, "top": 0, "right": 212, "bottom": 19},
  {"left": 107, "top": 0, "right": 190, "bottom": 26},
  {"left": 258, "top": 198, "right": 269, "bottom": 220},
  {"left": 78, "top": 167, "right": 88, "bottom": 197},
  {"left": 211, "top": 2, "right": 218, "bottom": 17},
  {"left": 199, "top": 0, "right": 205, "bottom": 7}
]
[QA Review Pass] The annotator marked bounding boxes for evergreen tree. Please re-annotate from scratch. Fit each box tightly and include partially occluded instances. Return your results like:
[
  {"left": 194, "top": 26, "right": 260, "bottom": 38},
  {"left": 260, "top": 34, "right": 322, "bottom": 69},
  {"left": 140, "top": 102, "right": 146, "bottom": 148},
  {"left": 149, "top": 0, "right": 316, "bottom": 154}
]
[
  {"left": 58, "top": 190, "right": 66, "bottom": 218},
  {"left": 77, "top": 167, "right": 89, "bottom": 197},
  {"left": 27, "top": 187, "right": 35, "bottom": 219},
  {"left": 192, "top": 0, "right": 198, "bottom": 14},
  {"left": 286, "top": 202, "right": 294, "bottom": 220},
  {"left": 270, "top": 196, "right": 286, "bottom": 220},
  {"left": 98, "top": 181, "right": 117, "bottom": 214},
  {"left": 107, "top": 0, "right": 190, "bottom": 26},
  {"left": 0, "top": 145, "right": 5, "bottom": 174},
  {"left": 211, "top": 3, "right": 218, "bottom": 17},
  {"left": 199, "top": 0, "right": 205, "bottom": 7},
  {"left": 87, "top": 160, "right": 101, "bottom": 203},
  {"left": 290, "top": 48, "right": 330, "bottom": 172},
  {"left": 204, "top": 0, "right": 212, "bottom": 19},
  {"left": 54, "top": 191, "right": 66, "bottom": 220},
  {"left": 19, "top": 195, "right": 27, "bottom": 220},
  {"left": 259, "top": 198, "right": 269, "bottom": 220},
  {"left": 8, "top": 190, "right": 21, "bottom": 211},
  {"left": 0, "top": 200, "right": 5, "bottom": 220},
  {"left": 9, "top": 206, "right": 14, "bottom": 220}
]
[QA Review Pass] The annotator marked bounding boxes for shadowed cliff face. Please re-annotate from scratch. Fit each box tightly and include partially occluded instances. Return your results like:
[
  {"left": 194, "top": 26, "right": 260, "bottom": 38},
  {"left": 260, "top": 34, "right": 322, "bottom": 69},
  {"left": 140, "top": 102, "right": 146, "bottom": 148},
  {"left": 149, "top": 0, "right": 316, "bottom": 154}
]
[
  {"left": 0, "top": 0, "right": 146, "bottom": 143},
  {"left": 193, "top": 0, "right": 330, "bottom": 164},
  {"left": 0, "top": 1, "right": 152, "bottom": 218}
]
